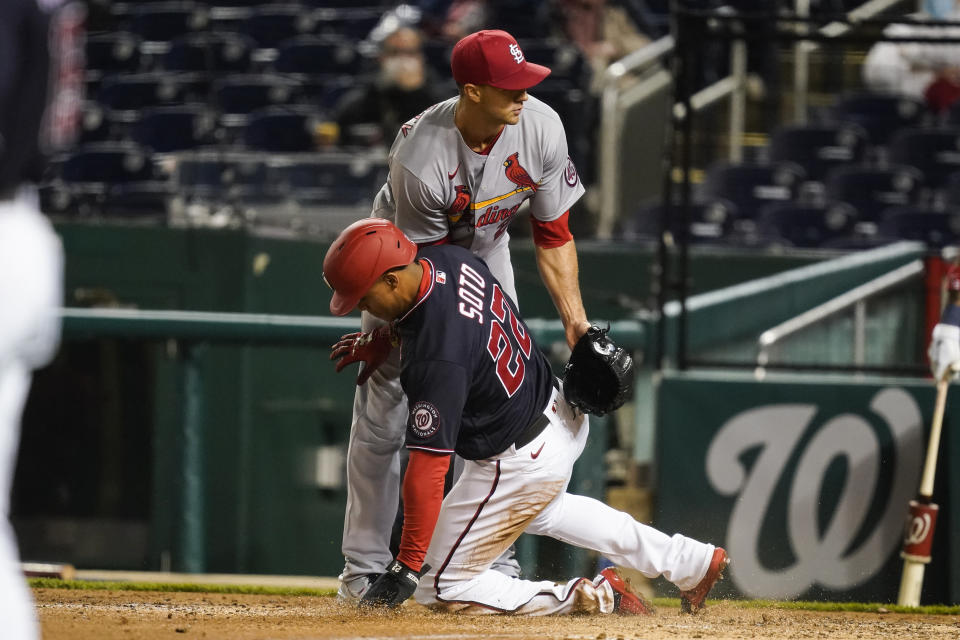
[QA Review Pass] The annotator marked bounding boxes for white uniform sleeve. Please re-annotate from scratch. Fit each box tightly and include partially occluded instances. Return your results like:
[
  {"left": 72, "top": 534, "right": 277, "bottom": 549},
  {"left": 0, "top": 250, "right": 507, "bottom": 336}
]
[
  {"left": 528, "top": 119, "right": 585, "bottom": 223},
  {"left": 391, "top": 163, "right": 449, "bottom": 244},
  {"left": 0, "top": 199, "right": 63, "bottom": 370}
]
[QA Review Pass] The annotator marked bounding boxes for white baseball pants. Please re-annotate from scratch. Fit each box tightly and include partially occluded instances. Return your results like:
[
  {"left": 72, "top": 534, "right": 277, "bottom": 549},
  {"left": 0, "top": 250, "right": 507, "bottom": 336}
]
[
  {"left": 0, "top": 189, "right": 64, "bottom": 640},
  {"left": 413, "top": 384, "right": 715, "bottom": 615}
]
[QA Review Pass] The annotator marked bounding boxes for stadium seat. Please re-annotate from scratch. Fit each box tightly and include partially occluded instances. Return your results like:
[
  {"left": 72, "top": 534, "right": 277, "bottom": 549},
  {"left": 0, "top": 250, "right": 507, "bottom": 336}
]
[
  {"left": 757, "top": 202, "right": 859, "bottom": 248},
  {"left": 60, "top": 143, "right": 155, "bottom": 184},
  {"left": 86, "top": 32, "right": 142, "bottom": 74},
  {"left": 622, "top": 199, "right": 738, "bottom": 243},
  {"left": 516, "top": 40, "right": 589, "bottom": 86},
  {"left": 271, "top": 153, "right": 388, "bottom": 204},
  {"left": 213, "top": 75, "right": 303, "bottom": 115},
  {"left": 824, "top": 165, "right": 924, "bottom": 222},
  {"left": 97, "top": 72, "right": 196, "bottom": 111},
  {"left": 888, "top": 127, "right": 960, "bottom": 189},
  {"left": 100, "top": 182, "right": 174, "bottom": 218},
  {"left": 175, "top": 154, "right": 272, "bottom": 201},
  {"left": 830, "top": 93, "right": 927, "bottom": 146},
  {"left": 130, "top": 2, "right": 211, "bottom": 42},
  {"left": 240, "top": 5, "right": 319, "bottom": 48},
  {"left": 314, "top": 8, "right": 381, "bottom": 40},
  {"left": 163, "top": 33, "right": 256, "bottom": 73},
  {"left": 879, "top": 206, "right": 960, "bottom": 248},
  {"left": 768, "top": 123, "right": 869, "bottom": 181},
  {"left": 274, "top": 36, "right": 362, "bottom": 75},
  {"left": 945, "top": 171, "right": 960, "bottom": 206},
  {"left": 131, "top": 105, "right": 219, "bottom": 152},
  {"left": 701, "top": 161, "right": 806, "bottom": 219},
  {"left": 243, "top": 106, "right": 323, "bottom": 151}
]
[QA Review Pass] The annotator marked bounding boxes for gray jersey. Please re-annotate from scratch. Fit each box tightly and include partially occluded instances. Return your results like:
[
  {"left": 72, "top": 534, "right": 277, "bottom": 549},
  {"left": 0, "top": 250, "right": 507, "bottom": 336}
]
[{"left": 372, "top": 95, "right": 584, "bottom": 269}]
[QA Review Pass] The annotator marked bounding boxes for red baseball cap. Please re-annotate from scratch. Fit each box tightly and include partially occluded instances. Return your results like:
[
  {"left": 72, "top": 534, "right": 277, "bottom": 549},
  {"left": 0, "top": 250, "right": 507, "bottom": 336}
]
[{"left": 450, "top": 30, "right": 551, "bottom": 90}]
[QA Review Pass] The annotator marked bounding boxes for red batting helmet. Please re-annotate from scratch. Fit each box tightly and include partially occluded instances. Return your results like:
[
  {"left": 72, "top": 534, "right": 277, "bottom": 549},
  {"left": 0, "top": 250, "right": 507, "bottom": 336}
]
[
  {"left": 323, "top": 218, "right": 417, "bottom": 316},
  {"left": 947, "top": 264, "right": 960, "bottom": 292}
]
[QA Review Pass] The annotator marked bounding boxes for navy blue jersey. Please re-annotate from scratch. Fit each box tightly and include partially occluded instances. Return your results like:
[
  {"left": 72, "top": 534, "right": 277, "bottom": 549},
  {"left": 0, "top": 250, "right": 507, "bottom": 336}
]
[{"left": 397, "top": 244, "right": 554, "bottom": 460}]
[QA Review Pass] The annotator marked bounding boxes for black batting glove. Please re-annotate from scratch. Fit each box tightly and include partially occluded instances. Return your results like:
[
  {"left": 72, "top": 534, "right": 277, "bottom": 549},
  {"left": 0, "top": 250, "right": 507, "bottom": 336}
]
[{"left": 358, "top": 559, "right": 428, "bottom": 609}]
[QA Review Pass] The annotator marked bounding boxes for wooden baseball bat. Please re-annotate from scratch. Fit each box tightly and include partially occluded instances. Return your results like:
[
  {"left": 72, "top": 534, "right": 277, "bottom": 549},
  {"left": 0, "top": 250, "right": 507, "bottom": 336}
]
[{"left": 897, "top": 376, "right": 950, "bottom": 607}]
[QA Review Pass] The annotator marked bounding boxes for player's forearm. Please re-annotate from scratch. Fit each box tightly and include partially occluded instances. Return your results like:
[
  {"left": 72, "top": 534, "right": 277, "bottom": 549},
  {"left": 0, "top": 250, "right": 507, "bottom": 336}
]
[
  {"left": 397, "top": 449, "right": 451, "bottom": 572},
  {"left": 534, "top": 240, "right": 590, "bottom": 349}
]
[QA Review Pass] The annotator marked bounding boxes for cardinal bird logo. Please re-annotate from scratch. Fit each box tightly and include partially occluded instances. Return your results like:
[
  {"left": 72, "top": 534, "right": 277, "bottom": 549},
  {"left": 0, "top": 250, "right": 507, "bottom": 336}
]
[
  {"left": 503, "top": 152, "right": 539, "bottom": 192},
  {"left": 447, "top": 185, "right": 472, "bottom": 223}
]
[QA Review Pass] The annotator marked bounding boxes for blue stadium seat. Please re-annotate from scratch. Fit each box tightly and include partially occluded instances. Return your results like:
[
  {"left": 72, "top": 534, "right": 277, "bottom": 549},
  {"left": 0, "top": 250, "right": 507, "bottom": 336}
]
[
  {"left": 214, "top": 75, "right": 303, "bottom": 115},
  {"left": 130, "top": 2, "right": 210, "bottom": 42},
  {"left": 315, "top": 8, "right": 381, "bottom": 40},
  {"left": 100, "top": 182, "right": 173, "bottom": 217},
  {"left": 421, "top": 39, "right": 452, "bottom": 78},
  {"left": 830, "top": 93, "right": 927, "bottom": 146},
  {"left": 701, "top": 161, "right": 806, "bottom": 219},
  {"left": 516, "top": 40, "right": 589, "bottom": 86},
  {"left": 768, "top": 123, "right": 869, "bottom": 181},
  {"left": 86, "top": 32, "right": 142, "bottom": 74},
  {"left": 97, "top": 73, "right": 195, "bottom": 110},
  {"left": 623, "top": 199, "right": 738, "bottom": 244},
  {"left": 889, "top": 127, "right": 960, "bottom": 189},
  {"left": 163, "top": 33, "right": 256, "bottom": 73},
  {"left": 272, "top": 153, "right": 388, "bottom": 204},
  {"left": 240, "top": 5, "right": 319, "bottom": 48},
  {"left": 879, "top": 206, "right": 960, "bottom": 248},
  {"left": 131, "top": 105, "right": 219, "bottom": 152},
  {"left": 824, "top": 165, "right": 924, "bottom": 222},
  {"left": 176, "top": 155, "right": 272, "bottom": 199},
  {"left": 945, "top": 171, "right": 960, "bottom": 207},
  {"left": 60, "top": 143, "right": 155, "bottom": 184},
  {"left": 757, "top": 202, "right": 859, "bottom": 248},
  {"left": 243, "top": 106, "right": 323, "bottom": 151},
  {"left": 274, "top": 36, "right": 361, "bottom": 75}
]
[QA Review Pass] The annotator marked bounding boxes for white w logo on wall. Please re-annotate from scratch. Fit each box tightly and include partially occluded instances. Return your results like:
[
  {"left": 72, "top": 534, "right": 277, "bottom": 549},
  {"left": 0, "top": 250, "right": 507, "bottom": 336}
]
[{"left": 705, "top": 388, "right": 923, "bottom": 599}]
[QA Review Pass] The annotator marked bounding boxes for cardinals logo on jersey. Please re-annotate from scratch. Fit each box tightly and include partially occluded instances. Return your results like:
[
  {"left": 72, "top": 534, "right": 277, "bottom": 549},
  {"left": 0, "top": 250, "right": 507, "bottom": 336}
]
[
  {"left": 503, "top": 152, "right": 539, "bottom": 192},
  {"left": 447, "top": 185, "right": 472, "bottom": 224}
]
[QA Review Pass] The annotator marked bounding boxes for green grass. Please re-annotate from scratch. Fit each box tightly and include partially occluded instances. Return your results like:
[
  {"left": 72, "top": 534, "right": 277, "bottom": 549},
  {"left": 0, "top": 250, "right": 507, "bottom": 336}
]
[
  {"left": 654, "top": 597, "right": 960, "bottom": 616},
  {"left": 29, "top": 578, "right": 337, "bottom": 598},
  {"left": 30, "top": 579, "right": 960, "bottom": 616}
]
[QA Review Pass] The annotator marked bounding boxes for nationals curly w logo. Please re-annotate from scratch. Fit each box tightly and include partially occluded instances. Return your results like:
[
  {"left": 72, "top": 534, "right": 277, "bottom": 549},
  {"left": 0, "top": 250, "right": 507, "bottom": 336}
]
[{"left": 706, "top": 388, "right": 923, "bottom": 599}]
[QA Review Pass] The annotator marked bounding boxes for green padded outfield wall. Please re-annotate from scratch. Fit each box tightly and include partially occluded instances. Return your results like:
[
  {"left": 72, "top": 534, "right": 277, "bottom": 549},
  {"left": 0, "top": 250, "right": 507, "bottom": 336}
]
[
  {"left": 656, "top": 372, "right": 957, "bottom": 604},
  {"left": 14, "top": 224, "right": 825, "bottom": 575}
]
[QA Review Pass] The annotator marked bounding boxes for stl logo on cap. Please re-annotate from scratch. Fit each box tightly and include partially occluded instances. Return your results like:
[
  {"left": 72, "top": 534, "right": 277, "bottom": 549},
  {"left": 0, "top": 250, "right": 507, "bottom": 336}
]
[{"left": 509, "top": 43, "right": 524, "bottom": 64}]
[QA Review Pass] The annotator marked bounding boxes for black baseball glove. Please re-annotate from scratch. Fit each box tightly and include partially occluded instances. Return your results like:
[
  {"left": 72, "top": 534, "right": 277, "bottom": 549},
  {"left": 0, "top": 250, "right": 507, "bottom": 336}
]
[
  {"left": 562, "top": 324, "right": 635, "bottom": 416},
  {"left": 358, "top": 559, "right": 429, "bottom": 610}
]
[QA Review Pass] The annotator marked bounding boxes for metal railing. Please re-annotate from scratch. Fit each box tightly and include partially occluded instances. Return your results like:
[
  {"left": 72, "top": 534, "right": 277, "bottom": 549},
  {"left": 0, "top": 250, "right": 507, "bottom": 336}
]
[
  {"left": 60, "top": 307, "right": 645, "bottom": 573},
  {"left": 755, "top": 259, "right": 924, "bottom": 371}
]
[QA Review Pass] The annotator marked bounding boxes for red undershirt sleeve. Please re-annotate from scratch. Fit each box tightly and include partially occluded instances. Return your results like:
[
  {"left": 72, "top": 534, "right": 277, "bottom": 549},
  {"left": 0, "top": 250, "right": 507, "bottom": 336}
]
[
  {"left": 396, "top": 449, "right": 452, "bottom": 572},
  {"left": 531, "top": 211, "right": 574, "bottom": 248}
]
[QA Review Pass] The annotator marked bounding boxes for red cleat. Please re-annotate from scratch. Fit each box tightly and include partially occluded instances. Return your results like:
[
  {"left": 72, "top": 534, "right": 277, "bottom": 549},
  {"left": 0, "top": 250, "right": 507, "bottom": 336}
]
[
  {"left": 680, "top": 547, "right": 729, "bottom": 614},
  {"left": 600, "top": 567, "right": 655, "bottom": 615}
]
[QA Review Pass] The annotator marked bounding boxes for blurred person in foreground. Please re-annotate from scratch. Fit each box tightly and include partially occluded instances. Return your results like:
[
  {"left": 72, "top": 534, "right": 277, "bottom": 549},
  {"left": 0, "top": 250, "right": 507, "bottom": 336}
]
[
  {"left": 863, "top": 0, "right": 960, "bottom": 114},
  {"left": 929, "top": 263, "right": 960, "bottom": 383},
  {"left": 333, "top": 26, "right": 447, "bottom": 147},
  {"left": 0, "top": 0, "right": 83, "bottom": 637}
]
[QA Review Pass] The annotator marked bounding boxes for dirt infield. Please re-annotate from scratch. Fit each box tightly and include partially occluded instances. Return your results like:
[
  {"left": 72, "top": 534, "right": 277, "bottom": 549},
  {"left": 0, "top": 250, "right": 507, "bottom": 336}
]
[{"left": 35, "top": 588, "right": 960, "bottom": 640}]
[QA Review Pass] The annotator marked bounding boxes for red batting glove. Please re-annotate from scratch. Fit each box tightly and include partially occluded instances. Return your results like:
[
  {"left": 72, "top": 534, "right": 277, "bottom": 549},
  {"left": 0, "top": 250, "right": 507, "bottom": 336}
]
[{"left": 330, "top": 324, "right": 398, "bottom": 385}]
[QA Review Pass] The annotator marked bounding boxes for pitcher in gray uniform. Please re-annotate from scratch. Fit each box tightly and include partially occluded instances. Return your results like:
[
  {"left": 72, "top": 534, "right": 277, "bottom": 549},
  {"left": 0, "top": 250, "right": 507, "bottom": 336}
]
[{"left": 334, "top": 29, "right": 594, "bottom": 600}]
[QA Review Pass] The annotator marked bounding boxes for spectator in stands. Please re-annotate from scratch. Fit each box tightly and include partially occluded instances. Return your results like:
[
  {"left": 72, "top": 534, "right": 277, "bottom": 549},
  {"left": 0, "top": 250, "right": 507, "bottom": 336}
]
[
  {"left": 548, "top": 0, "right": 651, "bottom": 89},
  {"left": 331, "top": 26, "right": 446, "bottom": 147},
  {"left": 863, "top": 0, "right": 960, "bottom": 114}
]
